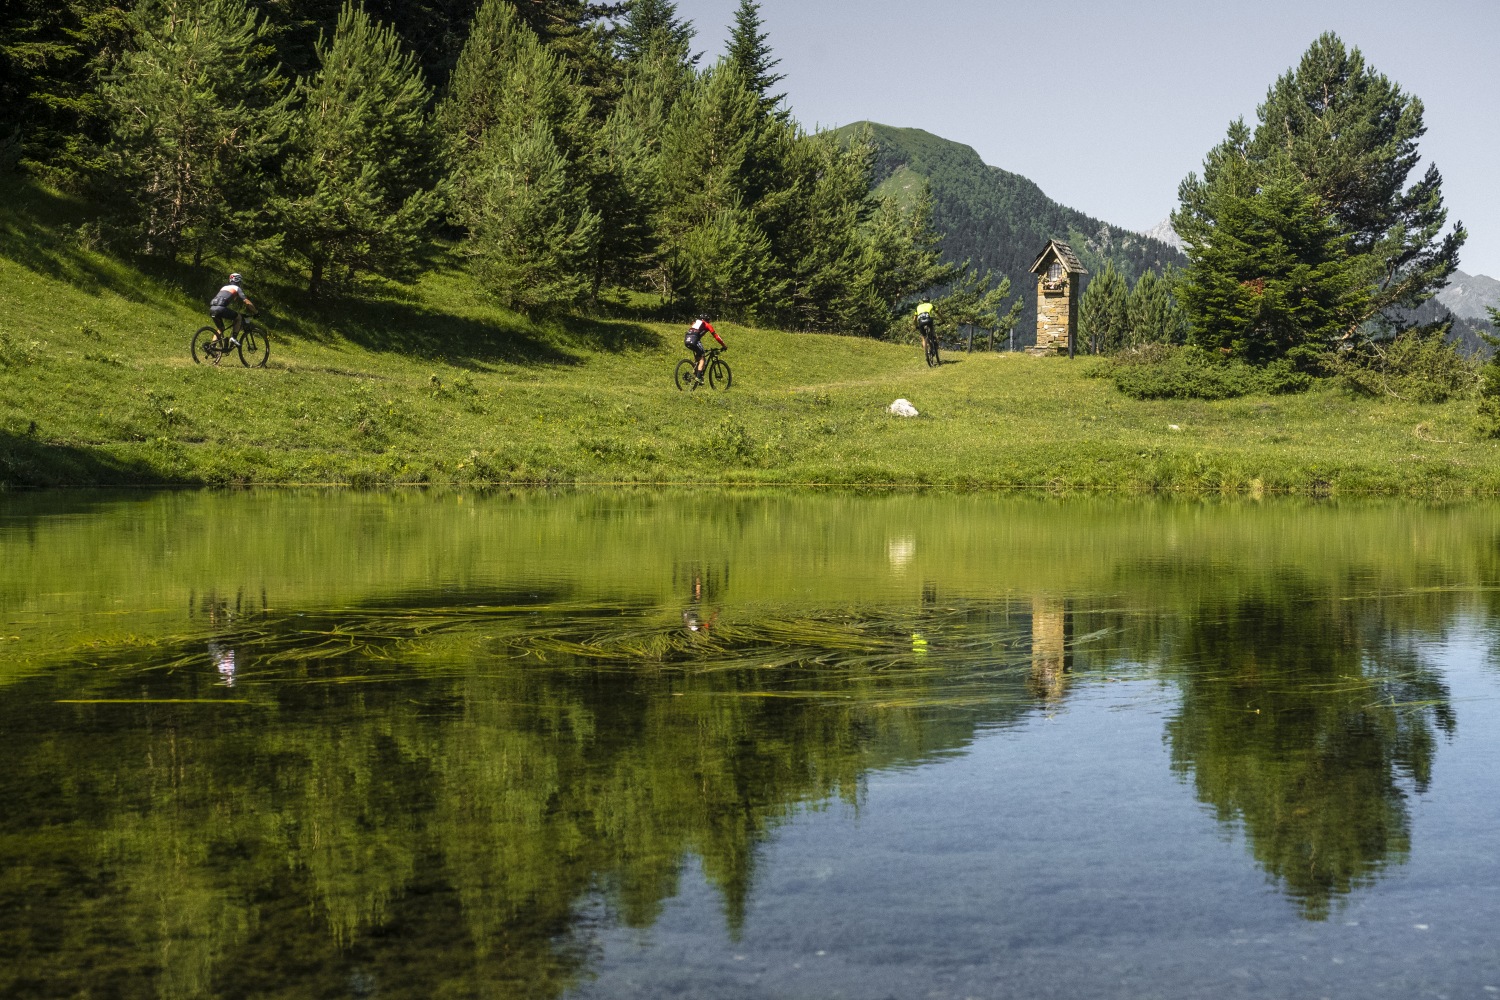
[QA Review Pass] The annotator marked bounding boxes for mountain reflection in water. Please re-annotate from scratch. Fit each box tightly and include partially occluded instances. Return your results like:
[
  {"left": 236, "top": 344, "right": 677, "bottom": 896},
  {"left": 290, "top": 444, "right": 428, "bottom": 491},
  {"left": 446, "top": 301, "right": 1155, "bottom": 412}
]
[{"left": 0, "top": 491, "right": 1497, "bottom": 999}]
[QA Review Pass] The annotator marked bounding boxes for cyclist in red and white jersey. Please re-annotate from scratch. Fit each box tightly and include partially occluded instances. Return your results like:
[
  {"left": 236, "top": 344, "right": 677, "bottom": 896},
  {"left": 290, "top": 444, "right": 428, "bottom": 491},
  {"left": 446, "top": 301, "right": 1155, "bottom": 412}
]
[{"left": 685, "top": 315, "right": 725, "bottom": 379}]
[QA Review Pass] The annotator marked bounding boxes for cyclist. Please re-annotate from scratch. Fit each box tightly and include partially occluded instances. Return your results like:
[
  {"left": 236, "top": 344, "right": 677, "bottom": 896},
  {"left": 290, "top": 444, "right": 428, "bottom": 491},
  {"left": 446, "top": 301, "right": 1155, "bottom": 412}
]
[
  {"left": 208, "top": 273, "right": 257, "bottom": 348},
  {"left": 914, "top": 299, "right": 939, "bottom": 359},
  {"left": 685, "top": 314, "right": 726, "bottom": 381}
]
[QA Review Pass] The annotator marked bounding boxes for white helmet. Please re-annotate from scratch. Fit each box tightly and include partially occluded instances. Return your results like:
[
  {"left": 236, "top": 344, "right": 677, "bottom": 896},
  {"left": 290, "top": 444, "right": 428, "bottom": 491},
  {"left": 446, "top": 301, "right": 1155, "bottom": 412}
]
[{"left": 228, "top": 272, "right": 243, "bottom": 283}]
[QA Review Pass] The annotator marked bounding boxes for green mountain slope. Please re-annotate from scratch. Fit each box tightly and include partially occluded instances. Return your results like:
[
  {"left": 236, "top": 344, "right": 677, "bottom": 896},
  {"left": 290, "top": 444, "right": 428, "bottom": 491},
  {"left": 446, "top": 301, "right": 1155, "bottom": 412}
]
[{"left": 849, "top": 123, "right": 1185, "bottom": 345}]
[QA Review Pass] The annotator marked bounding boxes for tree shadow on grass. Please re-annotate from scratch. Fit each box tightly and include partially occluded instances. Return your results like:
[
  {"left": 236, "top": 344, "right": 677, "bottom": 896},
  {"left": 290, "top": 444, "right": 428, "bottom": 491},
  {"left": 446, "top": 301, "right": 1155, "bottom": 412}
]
[
  {"left": 0, "top": 186, "right": 153, "bottom": 303},
  {"left": 0, "top": 184, "right": 252, "bottom": 316},
  {"left": 2, "top": 183, "right": 662, "bottom": 369},
  {"left": 269, "top": 286, "right": 662, "bottom": 370},
  {"left": 0, "top": 430, "right": 170, "bottom": 489}
]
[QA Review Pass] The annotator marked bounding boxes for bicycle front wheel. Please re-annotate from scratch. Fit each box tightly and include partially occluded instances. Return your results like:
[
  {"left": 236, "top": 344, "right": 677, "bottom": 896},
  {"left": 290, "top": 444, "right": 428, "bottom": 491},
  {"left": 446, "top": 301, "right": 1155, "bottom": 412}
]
[
  {"left": 192, "top": 327, "right": 226, "bottom": 366},
  {"left": 674, "top": 359, "right": 699, "bottom": 391},
  {"left": 237, "top": 326, "right": 270, "bottom": 368},
  {"left": 708, "top": 357, "right": 732, "bottom": 390}
]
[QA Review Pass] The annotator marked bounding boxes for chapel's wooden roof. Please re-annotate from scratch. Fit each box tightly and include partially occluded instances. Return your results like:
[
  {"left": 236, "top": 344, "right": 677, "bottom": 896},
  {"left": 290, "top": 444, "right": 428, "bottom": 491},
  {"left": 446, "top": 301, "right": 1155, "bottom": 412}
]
[{"left": 1029, "top": 240, "right": 1087, "bottom": 275}]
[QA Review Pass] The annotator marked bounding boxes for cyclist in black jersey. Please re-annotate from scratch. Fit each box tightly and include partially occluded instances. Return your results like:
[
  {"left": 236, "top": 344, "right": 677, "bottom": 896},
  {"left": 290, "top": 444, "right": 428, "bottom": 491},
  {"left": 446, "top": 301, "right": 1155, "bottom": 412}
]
[{"left": 208, "top": 273, "right": 257, "bottom": 347}]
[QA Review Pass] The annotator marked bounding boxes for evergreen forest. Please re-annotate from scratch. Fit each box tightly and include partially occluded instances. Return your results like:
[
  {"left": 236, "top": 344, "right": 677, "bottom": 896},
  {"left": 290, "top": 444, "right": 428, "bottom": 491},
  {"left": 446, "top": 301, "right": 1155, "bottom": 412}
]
[
  {"left": 1, "top": 0, "right": 1018, "bottom": 337},
  {"left": 2, "top": 6, "right": 1494, "bottom": 405}
]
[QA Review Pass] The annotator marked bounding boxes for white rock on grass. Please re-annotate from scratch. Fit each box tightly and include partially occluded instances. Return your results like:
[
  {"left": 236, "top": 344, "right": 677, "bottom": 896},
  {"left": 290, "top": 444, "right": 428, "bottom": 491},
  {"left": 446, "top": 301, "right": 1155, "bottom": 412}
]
[{"left": 889, "top": 399, "right": 920, "bottom": 417}]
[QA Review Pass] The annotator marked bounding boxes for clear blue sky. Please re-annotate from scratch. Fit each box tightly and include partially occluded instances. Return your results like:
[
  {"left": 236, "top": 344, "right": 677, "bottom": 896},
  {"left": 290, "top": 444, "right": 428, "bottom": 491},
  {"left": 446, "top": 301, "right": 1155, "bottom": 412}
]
[{"left": 669, "top": 0, "right": 1500, "bottom": 277}]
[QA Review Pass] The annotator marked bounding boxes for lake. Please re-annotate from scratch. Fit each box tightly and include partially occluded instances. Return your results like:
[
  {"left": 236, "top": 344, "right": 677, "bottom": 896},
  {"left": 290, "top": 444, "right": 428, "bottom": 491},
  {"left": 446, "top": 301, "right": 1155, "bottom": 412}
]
[{"left": 2, "top": 490, "right": 1499, "bottom": 999}]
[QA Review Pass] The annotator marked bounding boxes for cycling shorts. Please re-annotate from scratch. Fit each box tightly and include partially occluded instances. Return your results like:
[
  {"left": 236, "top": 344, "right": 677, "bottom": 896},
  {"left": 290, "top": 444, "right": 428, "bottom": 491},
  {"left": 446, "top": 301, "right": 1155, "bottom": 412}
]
[{"left": 685, "top": 333, "right": 705, "bottom": 357}]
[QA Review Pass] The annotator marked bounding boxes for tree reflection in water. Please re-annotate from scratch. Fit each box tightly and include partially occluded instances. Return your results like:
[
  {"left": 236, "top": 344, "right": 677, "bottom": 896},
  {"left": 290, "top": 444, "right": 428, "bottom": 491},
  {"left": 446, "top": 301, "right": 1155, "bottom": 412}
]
[
  {"left": 1160, "top": 587, "right": 1454, "bottom": 920},
  {"left": 0, "top": 597, "right": 1047, "bottom": 1000},
  {"left": 1068, "top": 578, "right": 1458, "bottom": 921},
  {"left": 2, "top": 492, "right": 1494, "bottom": 997}
]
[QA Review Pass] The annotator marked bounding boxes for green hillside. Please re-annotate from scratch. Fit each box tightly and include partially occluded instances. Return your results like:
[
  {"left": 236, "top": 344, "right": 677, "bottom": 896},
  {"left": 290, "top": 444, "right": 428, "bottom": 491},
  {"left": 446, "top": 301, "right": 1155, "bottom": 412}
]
[
  {"left": 848, "top": 123, "right": 1185, "bottom": 344},
  {"left": 3, "top": 182, "right": 1499, "bottom": 495}
]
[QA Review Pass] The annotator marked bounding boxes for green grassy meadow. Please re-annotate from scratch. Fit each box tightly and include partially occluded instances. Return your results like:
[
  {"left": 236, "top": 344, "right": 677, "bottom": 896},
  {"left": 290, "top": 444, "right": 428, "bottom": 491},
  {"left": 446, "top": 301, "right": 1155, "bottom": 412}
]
[{"left": 1, "top": 184, "right": 1497, "bottom": 494}]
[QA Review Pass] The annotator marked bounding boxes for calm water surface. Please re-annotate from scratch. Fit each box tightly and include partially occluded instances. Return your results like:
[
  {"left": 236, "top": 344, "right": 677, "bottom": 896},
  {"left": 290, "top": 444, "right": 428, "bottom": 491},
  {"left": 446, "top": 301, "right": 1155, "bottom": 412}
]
[{"left": 2, "top": 490, "right": 1499, "bottom": 999}]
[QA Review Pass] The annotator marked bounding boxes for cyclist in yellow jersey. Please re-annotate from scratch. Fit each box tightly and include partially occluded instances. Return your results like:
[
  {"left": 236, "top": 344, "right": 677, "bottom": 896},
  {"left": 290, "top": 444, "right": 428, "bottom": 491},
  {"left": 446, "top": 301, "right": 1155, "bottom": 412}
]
[{"left": 914, "top": 299, "right": 940, "bottom": 360}]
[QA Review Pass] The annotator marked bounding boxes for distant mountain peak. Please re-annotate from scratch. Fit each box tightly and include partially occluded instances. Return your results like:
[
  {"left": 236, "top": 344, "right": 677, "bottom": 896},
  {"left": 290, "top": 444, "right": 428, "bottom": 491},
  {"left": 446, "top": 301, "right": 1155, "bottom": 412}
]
[
  {"left": 1141, "top": 218, "right": 1184, "bottom": 253},
  {"left": 1436, "top": 270, "right": 1500, "bottom": 322}
]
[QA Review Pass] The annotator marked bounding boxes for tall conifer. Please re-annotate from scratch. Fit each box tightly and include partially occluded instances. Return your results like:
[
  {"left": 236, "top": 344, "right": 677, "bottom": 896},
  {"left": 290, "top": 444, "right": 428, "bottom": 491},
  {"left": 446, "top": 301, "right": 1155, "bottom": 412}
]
[
  {"left": 102, "top": 0, "right": 288, "bottom": 259},
  {"left": 725, "top": 0, "right": 783, "bottom": 112},
  {"left": 615, "top": 0, "right": 695, "bottom": 64},
  {"left": 440, "top": 0, "right": 599, "bottom": 308},
  {"left": 1175, "top": 34, "right": 1464, "bottom": 354},
  {"left": 2, "top": 0, "right": 130, "bottom": 178},
  {"left": 655, "top": 60, "right": 793, "bottom": 316},
  {"left": 274, "top": 2, "right": 443, "bottom": 294},
  {"left": 1127, "top": 268, "right": 1187, "bottom": 346},
  {"left": 595, "top": 32, "right": 694, "bottom": 295},
  {"left": 1079, "top": 261, "right": 1129, "bottom": 354},
  {"left": 864, "top": 184, "right": 955, "bottom": 333}
]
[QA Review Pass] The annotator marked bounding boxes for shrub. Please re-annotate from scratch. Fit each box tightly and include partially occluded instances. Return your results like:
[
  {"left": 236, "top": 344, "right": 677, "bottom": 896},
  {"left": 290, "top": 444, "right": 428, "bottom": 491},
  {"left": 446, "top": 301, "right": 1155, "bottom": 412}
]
[
  {"left": 1475, "top": 328, "right": 1500, "bottom": 438},
  {"left": 1103, "top": 345, "right": 1313, "bottom": 400},
  {"left": 1332, "top": 329, "right": 1479, "bottom": 403}
]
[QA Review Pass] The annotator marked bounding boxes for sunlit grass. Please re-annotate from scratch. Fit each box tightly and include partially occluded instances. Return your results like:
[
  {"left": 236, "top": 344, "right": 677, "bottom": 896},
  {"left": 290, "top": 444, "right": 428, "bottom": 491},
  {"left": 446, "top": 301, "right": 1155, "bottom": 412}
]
[{"left": 3, "top": 182, "right": 1499, "bottom": 493}]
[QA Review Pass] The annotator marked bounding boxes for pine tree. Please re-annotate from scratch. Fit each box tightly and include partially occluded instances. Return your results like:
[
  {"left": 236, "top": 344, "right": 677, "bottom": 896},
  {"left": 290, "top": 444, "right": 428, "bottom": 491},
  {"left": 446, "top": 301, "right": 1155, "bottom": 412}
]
[
  {"left": 725, "top": 0, "right": 783, "bottom": 112},
  {"left": 1128, "top": 268, "right": 1187, "bottom": 346},
  {"left": 615, "top": 0, "right": 695, "bottom": 64},
  {"left": 775, "top": 129, "right": 879, "bottom": 332},
  {"left": 938, "top": 267, "right": 1024, "bottom": 348},
  {"left": 101, "top": 0, "right": 288, "bottom": 259},
  {"left": 595, "top": 32, "right": 693, "bottom": 295},
  {"left": 1178, "top": 162, "right": 1368, "bottom": 363},
  {"left": 274, "top": 3, "right": 443, "bottom": 294},
  {"left": 440, "top": 0, "right": 599, "bottom": 308},
  {"left": 1, "top": 0, "right": 130, "bottom": 179},
  {"left": 864, "top": 184, "right": 955, "bottom": 336},
  {"left": 1176, "top": 34, "right": 1464, "bottom": 356},
  {"left": 462, "top": 119, "right": 601, "bottom": 307},
  {"left": 1079, "top": 260, "right": 1129, "bottom": 354},
  {"left": 654, "top": 60, "right": 788, "bottom": 316},
  {"left": 1250, "top": 33, "right": 1464, "bottom": 332}
]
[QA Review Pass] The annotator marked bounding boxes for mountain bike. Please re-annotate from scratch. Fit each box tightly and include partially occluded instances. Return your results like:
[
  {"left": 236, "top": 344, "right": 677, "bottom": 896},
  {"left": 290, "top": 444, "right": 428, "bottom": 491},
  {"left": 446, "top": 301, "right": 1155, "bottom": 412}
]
[
  {"left": 191, "top": 315, "right": 270, "bottom": 368},
  {"left": 922, "top": 330, "right": 940, "bottom": 367},
  {"left": 675, "top": 347, "right": 731, "bottom": 391}
]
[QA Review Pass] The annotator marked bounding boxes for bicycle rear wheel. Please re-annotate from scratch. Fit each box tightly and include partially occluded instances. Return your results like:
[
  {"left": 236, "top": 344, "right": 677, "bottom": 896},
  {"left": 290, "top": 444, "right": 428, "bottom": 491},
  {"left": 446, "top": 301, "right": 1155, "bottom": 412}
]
[
  {"left": 925, "top": 336, "right": 940, "bottom": 367},
  {"left": 192, "top": 327, "right": 227, "bottom": 366},
  {"left": 237, "top": 325, "right": 270, "bottom": 368},
  {"left": 708, "top": 357, "right": 732, "bottom": 390},
  {"left": 674, "top": 359, "right": 699, "bottom": 391}
]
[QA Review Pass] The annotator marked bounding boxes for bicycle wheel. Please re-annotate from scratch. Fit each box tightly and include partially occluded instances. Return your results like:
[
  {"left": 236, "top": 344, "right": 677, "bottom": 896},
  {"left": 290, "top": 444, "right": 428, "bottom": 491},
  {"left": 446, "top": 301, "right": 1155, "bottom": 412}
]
[
  {"left": 192, "top": 327, "right": 227, "bottom": 366},
  {"left": 925, "top": 336, "right": 940, "bottom": 367},
  {"left": 237, "top": 325, "right": 270, "bottom": 368},
  {"left": 674, "top": 359, "right": 700, "bottom": 391},
  {"left": 708, "top": 357, "right": 732, "bottom": 390}
]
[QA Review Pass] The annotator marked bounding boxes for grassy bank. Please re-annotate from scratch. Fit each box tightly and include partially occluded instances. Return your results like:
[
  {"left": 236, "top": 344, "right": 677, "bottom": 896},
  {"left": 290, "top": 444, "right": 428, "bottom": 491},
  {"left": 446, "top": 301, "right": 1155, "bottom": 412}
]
[{"left": 2, "top": 185, "right": 1498, "bottom": 494}]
